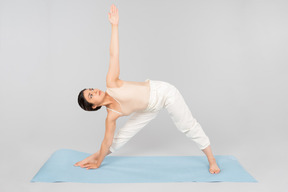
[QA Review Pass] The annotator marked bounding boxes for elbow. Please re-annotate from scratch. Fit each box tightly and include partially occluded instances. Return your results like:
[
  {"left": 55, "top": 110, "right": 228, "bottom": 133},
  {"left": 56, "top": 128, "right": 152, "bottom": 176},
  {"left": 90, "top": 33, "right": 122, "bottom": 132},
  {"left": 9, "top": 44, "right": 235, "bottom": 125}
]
[{"left": 110, "top": 54, "right": 119, "bottom": 58}]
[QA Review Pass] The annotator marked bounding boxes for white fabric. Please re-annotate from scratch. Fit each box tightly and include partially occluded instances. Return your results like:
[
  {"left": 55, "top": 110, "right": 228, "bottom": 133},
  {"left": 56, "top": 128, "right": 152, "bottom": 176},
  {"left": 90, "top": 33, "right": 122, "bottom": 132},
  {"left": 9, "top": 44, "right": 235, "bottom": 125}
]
[{"left": 109, "top": 79, "right": 210, "bottom": 152}]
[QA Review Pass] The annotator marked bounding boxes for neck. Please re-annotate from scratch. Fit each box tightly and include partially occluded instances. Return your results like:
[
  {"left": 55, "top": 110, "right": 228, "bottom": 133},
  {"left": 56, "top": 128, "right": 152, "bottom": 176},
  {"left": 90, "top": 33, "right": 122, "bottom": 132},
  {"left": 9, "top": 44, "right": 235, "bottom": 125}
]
[{"left": 100, "top": 92, "right": 114, "bottom": 108}]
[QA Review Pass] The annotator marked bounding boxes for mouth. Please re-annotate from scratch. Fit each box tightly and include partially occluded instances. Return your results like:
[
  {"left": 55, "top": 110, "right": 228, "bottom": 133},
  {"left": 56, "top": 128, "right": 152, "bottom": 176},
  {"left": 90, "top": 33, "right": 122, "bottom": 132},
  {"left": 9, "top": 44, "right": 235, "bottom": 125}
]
[{"left": 99, "top": 90, "right": 101, "bottom": 95}]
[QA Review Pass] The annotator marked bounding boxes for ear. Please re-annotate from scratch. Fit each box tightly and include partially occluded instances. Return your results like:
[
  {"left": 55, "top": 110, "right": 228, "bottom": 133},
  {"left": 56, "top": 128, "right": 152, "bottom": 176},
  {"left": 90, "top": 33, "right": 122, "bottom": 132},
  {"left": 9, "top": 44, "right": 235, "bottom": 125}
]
[{"left": 92, "top": 105, "right": 97, "bottom": 109}]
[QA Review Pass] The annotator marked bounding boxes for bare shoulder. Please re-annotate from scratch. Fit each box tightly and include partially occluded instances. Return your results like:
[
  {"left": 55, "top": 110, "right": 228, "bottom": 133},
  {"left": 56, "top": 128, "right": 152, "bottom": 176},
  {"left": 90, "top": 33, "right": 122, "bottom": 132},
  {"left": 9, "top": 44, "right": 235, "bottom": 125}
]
[
  {"left": 106, "top": 78, "right": 124, "bottom": 88},
  {"left": 106, "top": 108, "right": 122, "bottom": 121}
]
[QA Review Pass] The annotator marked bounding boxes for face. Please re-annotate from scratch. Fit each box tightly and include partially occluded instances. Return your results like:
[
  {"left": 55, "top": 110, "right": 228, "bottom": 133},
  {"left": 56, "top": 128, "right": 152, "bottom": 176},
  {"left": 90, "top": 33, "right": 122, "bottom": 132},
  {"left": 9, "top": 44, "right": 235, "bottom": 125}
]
[{"left": 84, "top": 88, "right": 104, "bottom": 109}]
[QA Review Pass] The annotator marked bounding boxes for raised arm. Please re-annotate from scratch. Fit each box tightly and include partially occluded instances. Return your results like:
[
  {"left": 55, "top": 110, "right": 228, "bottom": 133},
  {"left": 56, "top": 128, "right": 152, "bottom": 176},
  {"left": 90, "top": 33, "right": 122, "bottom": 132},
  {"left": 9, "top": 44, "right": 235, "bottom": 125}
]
[{"left": 106, "top": 4, "right": 120, "bottom": 83}]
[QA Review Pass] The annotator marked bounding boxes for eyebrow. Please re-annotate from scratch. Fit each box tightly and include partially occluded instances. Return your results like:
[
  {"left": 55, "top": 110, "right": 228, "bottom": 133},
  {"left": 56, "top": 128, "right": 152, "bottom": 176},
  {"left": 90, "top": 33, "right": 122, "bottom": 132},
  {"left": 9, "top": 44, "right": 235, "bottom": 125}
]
[{"left": 88, "top": 88, "right": 92, "bottom": 99}]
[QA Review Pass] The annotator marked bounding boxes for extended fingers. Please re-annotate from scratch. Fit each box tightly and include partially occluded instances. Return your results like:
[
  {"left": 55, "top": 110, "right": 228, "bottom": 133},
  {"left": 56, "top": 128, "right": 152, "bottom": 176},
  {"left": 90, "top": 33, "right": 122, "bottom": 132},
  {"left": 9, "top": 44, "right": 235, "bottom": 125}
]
[
  {"left": 74, "top": 161, "right": 99, "bottom": 169},
  {"left": 113, "top": 4, "right": 116, "bottom": 13},
  {"left": 82, "top": 162, "right": 93, "bottom": 168},
  {"left": 74, "top": 161, "right": 84, "bottom": 166},
  {"left": 110, "top": 4, "right": 118, "bottom": 14},
  {"left": 82, "top": 163, "right": 89, "bottom": 169},
  {"left": 110, "top": 4, "right": 114, "bottom": 14},
  {"left": 84, "top": 163, "right": 98, "bottom": 169},
  {"left": 80, "top": 162, "right": 89, "bottom": 168}
]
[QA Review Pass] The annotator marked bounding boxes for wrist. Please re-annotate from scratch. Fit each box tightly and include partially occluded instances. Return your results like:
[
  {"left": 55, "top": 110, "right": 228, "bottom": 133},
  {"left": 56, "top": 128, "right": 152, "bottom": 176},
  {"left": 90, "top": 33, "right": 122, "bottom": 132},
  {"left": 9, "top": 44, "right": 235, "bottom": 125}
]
[
  {"left": 96, "top": 162, "right": 101, "bottom": 168},
  {"left": 92, "top": 151, "right": 99, "bottom": 156},
  {"left": 111, "top": 24, "right": 118, "bottom": 27}
]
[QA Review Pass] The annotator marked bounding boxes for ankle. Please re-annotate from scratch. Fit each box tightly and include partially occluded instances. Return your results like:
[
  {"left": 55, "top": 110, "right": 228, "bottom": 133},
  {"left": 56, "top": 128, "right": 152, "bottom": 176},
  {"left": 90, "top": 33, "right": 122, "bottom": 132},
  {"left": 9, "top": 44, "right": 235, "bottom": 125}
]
[{"left": 208, "top": 157, "right": 216, "bottom": 164}]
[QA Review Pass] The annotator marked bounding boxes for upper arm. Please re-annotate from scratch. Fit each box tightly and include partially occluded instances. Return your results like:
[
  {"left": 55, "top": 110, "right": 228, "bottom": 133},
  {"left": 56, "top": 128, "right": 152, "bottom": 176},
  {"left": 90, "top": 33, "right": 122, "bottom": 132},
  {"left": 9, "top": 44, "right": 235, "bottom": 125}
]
[{"left": 106, "top": 56, "right": 120, "bottom": 83}]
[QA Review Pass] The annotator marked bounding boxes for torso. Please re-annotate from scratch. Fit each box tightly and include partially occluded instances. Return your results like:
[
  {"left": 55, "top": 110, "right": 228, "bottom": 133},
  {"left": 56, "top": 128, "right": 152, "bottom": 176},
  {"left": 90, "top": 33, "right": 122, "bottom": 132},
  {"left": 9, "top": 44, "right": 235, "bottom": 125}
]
[{"left": 105, "top": 79, "right": 150, "bottom": 118}]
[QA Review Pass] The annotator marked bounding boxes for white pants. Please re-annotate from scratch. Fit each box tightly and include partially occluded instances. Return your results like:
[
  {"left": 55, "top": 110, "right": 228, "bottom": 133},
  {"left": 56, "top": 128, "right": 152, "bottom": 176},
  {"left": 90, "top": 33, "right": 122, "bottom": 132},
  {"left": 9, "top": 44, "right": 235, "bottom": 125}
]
[{"left": 109, "top": 79, "right": 210, "bottom": 153}]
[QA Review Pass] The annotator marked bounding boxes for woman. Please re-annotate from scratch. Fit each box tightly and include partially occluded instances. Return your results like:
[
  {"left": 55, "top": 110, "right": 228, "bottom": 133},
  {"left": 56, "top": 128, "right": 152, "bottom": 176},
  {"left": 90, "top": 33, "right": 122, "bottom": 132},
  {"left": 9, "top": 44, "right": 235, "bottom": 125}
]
[{"left": 74, "top": 4, "right": 220, "bottom": 174}]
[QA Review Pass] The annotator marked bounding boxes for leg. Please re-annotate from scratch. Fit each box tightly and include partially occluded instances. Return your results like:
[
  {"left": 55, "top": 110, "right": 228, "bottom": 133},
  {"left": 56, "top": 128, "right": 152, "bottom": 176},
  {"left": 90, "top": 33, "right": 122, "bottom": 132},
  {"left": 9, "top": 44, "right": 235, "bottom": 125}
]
[
  {"left": 165, "top": 87, "right": 211, "bottom": 150},
  {"left": 165, "top": 86, "right": 220, "bottom": 174},
  {"left": 109, "top": 110, "right": 160, "bottom": 153},
  {"left": 202, "top": 145, "right": 221, "bottom": 174}
]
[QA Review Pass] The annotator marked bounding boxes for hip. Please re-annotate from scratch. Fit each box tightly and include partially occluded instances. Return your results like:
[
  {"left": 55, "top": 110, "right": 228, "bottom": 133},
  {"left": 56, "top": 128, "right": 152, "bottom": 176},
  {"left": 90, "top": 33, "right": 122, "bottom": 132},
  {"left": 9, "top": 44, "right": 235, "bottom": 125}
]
[{"left": 143, "top": 79, "right": 177, "bottom": 112}]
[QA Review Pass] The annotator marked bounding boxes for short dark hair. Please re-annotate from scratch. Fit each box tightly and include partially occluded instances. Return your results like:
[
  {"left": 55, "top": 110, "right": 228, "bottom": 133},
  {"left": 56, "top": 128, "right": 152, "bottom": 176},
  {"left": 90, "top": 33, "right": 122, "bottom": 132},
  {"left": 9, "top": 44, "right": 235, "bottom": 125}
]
[{"left": 78, "top": 88, "right": 102, "bottom": 111}]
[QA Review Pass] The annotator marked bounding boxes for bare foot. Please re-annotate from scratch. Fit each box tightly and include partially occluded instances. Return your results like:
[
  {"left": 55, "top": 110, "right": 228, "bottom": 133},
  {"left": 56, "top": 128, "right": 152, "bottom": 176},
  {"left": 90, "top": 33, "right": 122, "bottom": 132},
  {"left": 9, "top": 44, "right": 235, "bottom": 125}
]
[{"left": 209, "top": 161, "right": 221, "bottom": 174}]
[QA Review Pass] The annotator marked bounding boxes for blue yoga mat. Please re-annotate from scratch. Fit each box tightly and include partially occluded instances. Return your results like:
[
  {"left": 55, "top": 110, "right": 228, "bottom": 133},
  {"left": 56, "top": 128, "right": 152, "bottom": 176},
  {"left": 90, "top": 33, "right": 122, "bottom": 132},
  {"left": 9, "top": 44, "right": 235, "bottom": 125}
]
[{"left": 31, "top": 149, "right": 257, "bottom": 183}]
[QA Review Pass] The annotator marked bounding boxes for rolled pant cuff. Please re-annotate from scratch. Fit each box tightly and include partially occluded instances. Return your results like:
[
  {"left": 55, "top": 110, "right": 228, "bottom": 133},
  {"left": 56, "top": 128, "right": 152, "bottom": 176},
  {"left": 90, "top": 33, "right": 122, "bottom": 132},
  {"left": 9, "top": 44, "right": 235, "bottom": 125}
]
[
  {"left": 109, "top": 146, "right": 115, "bottom": 153},
  {"left": 199, "top": 142, "right": 210, "bottom": 150}
]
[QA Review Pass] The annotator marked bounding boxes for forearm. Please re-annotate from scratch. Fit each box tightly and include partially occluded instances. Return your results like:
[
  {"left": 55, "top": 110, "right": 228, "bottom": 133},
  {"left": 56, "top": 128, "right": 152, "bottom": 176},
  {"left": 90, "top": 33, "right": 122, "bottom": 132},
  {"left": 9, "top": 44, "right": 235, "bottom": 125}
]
[
  {"left": 110, "top": 24, "right": 119, "bottom": 56},
  {"left": 96, "top": 142, "right": 111, "bottom": 167}
]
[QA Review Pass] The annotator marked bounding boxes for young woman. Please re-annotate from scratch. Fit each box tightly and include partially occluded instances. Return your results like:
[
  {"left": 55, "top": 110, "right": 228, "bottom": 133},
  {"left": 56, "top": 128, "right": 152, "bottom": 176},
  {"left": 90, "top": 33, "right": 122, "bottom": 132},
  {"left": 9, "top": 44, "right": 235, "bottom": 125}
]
[{"left": 75, "top": 4, "right": 220, "bottom": 174}]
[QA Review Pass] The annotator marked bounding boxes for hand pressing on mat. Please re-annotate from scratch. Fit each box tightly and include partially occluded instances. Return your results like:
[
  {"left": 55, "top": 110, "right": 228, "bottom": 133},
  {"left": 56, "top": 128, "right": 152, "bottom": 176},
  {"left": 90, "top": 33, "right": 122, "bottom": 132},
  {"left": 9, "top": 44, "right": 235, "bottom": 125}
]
[
  {"left": 81, "top": 162, "right": 100, "bottom": 170},
  {"left": 74, "top": 151, "right": 99, "bottom": 168},
  {"left": 81, "top": 149, "right": 108, "bottom": 169}
]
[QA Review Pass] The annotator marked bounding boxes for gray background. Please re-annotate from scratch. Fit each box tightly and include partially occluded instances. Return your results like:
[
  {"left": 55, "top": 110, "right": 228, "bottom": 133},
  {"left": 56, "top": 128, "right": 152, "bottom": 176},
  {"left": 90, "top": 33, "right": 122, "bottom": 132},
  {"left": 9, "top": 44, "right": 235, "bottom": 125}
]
[{"left": 0, "top": 0, "right": 287, "bottom": 191}]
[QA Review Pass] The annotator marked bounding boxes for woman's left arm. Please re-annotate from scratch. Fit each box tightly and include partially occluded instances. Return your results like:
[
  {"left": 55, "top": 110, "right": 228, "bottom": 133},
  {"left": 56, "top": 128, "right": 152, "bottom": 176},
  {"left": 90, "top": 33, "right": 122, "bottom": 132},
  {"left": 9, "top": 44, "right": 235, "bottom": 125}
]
[{"left": 107, "top": 4, "right": 120, "bottom": 82}]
